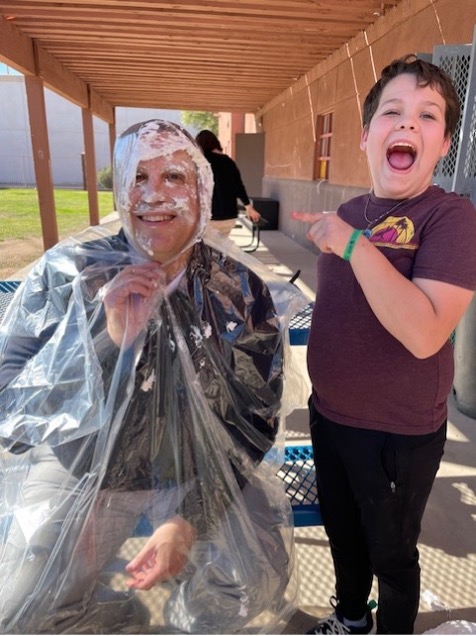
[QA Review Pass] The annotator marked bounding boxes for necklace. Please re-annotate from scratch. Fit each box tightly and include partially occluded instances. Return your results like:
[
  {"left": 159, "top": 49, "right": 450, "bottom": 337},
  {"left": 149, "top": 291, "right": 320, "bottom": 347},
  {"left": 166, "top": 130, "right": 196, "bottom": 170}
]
[{"left": 362, "top": 195, "right": 407, "bottom": 238}]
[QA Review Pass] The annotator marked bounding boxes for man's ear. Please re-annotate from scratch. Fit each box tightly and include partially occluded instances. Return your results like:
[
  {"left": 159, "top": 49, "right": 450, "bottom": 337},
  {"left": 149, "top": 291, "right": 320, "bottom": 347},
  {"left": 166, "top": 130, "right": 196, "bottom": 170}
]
[{"left": 360, "top": 126, "right": 368, "bottom": 152}]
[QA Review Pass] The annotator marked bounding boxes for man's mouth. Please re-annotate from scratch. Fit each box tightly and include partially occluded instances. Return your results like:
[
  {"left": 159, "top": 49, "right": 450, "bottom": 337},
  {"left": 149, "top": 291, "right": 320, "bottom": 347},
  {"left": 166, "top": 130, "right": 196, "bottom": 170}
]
[
  {"left": 387, "top": 143, "right": 416, "bottom": 170},
  {"left": 136, "top": 212, "right": 175, "bottom": 223}
]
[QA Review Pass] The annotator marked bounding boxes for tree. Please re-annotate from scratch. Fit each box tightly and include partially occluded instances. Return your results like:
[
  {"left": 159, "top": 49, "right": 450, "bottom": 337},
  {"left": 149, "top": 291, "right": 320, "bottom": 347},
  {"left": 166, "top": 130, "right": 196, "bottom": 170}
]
[{"left": 180, "top": 111, "right": 218, "bottom": 135}]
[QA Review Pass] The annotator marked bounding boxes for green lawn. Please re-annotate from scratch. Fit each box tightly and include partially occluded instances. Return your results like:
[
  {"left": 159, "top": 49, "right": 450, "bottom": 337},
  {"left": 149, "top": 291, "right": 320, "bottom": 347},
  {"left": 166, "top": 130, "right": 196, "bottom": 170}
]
[{"left": 0, "top": 188, "right": 115, "bottom": 241}]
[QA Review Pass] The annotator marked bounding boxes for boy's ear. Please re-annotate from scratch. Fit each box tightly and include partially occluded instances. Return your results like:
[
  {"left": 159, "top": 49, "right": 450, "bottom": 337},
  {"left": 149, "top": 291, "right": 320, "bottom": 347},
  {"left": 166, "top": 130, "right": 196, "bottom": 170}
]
[
  {"left": 440, "top": 135, "right": 451, "bottom": 158},
  {"left": 360, "top": 126, "right": 369, "bottom": 151}
]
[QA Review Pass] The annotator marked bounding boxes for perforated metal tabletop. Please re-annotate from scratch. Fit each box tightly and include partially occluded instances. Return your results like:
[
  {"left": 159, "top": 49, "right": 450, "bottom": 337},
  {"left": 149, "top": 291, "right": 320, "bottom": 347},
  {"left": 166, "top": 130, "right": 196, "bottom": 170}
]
[
  {"left": 289, "top": 302, "right": 314, "bottom": 345},
  {"left": 0, "top": 281, "right": 21, "bottom": 324}
]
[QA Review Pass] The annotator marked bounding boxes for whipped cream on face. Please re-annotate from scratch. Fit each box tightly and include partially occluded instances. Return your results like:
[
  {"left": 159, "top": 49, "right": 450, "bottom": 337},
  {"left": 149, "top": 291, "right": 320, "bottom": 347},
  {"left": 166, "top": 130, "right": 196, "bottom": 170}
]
[{"left": 113, "top": 119, "right": 214, "bottom": 263}]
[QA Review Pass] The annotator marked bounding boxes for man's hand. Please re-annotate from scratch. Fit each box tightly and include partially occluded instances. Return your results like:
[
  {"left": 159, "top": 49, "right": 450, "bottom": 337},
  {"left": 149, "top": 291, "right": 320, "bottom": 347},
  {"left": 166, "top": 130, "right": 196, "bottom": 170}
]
[
  {"left": 103, "top": 262, "right": 164, "bottom": 347},
  {"left": 125, "top": 515, "right": 197, "bottom": 590}
]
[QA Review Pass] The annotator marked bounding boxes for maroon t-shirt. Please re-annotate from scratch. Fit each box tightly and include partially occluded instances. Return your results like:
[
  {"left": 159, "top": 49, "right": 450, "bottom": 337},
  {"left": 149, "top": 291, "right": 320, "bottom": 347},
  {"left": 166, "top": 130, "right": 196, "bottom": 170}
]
[{"left": 308, "top": 185, "right": 476, "bottom": 435}]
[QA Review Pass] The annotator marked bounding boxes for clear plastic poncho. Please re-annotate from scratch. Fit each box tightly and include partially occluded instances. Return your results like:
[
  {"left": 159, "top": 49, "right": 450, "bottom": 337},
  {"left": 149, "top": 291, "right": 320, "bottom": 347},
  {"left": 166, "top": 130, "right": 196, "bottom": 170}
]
[{"left": 0, "top": 120, "right": 308, "bottom": 635}]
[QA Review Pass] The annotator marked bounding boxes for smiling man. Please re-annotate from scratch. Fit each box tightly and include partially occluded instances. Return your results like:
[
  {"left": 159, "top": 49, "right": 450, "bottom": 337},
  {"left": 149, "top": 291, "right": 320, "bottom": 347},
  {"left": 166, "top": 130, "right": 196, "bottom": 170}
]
[
  {"left": 292, "top": 57, "right": 476, "bottom": 635},
  {"left": 115, "top": 120, "right": 210, "bottom": 268},
  {"left": 0, "top": 120, "right": 304, "bottom": 634}
]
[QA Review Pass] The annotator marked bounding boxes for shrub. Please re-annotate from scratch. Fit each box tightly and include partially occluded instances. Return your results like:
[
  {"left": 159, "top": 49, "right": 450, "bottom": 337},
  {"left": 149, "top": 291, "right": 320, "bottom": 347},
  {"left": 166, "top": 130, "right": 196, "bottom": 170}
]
[{"left": 97, "top": 165, "right": 113, "bottom": 189}]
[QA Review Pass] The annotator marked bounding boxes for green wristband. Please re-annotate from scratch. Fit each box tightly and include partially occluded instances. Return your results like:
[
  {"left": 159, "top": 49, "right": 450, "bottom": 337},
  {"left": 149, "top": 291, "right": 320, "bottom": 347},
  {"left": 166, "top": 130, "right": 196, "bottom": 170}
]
[{"left": 342, "top": 229, "right": 363, "bottom": 261}]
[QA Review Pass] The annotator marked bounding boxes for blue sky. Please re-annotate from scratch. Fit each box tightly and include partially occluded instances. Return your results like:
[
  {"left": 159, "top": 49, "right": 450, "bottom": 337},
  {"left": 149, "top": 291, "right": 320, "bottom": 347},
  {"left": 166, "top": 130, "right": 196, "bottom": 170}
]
[{"left": 0, "top": 62, "right": 22, "bottom": 75}]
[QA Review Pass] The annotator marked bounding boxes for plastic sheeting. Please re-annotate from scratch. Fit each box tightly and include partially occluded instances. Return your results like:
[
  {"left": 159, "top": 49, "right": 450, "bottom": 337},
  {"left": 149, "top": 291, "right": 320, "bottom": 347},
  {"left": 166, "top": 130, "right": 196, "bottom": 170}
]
[
  {"left": 0, "top": 119, "right": 308, "bottom": 634},
  {"left": 423, "top": 622, "right": 476, "bottom": 634}
]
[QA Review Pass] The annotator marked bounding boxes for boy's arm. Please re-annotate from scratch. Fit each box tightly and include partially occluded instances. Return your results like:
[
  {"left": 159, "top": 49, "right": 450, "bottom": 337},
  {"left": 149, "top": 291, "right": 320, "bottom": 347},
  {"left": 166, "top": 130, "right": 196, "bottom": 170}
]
[
  {"left": 292, "top": 208, "right": 476, "bottom": 359},
  {"left": 350, "top": 242, "right": 473, "bottom": 358}
]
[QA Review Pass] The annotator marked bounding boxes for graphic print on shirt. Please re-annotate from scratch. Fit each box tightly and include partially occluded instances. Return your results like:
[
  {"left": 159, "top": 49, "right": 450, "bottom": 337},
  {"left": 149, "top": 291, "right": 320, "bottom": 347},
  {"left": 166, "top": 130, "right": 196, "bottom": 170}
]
[{"left": 368, "top": 215, "right": 417, "bottom": 249}]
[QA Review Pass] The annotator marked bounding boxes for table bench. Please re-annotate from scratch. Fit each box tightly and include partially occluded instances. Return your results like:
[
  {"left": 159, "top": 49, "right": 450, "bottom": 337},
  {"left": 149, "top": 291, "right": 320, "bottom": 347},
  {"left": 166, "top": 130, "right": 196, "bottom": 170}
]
[
  {"left": 0, "top": 281, "right": 321, "bottom": 528},
  {"left": 0, "top": 281, "right": 20, "bottom": 321},
  {"left": 289, "top": 301, "right": 313, "bottom": 346}
]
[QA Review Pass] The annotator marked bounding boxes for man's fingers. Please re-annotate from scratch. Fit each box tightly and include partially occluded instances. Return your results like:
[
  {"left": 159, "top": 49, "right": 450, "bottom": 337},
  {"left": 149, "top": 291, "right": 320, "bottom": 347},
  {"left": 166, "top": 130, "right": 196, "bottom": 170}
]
[
  {"left": 126, "top": 570, "right": 157, "bottom": 590},
  {"left": 126, "top": 543, "right": 154, "bottom": 572}
]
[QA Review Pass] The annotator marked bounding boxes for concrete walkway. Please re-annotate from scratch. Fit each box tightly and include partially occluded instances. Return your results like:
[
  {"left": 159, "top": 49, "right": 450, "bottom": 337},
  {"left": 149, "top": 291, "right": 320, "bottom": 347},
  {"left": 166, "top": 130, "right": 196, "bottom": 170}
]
[{"left": 229, "top": 223, "right": 476, "bottom": 635}]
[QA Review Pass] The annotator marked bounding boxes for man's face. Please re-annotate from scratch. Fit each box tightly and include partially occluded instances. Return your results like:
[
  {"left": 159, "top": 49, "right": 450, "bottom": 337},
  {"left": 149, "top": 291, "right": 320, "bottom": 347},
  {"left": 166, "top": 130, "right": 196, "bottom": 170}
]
[
  {"left": 360, "top": 73, "right": 451, "bottom": 199},
  {"left": 123, "top": 147, "right": 201, "bottom": 263}
]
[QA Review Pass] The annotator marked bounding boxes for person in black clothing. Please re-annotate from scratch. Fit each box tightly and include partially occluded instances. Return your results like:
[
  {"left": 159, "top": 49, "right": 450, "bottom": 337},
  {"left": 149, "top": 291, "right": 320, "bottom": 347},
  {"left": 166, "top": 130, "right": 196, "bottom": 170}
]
[
  {"left": 0, "top": 120, "right": 304, "bottom": 634},
  {"left": 196, "top": 129, "right": 261, "bottom": 235}
]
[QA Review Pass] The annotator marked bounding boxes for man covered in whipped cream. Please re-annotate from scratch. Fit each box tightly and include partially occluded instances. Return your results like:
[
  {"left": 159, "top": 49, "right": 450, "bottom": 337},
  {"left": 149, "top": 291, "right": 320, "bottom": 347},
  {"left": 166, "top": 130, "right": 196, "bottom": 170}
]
[{"left": 0, "top": 120, "right": 305, "bottom": 634}]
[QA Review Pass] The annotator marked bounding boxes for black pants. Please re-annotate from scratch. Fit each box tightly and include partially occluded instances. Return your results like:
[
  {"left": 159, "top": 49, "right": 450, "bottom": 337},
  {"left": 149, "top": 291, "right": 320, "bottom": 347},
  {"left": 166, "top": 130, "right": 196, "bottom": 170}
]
[{"left": 309, "top": 401, "right": 446, "bottom": 635}]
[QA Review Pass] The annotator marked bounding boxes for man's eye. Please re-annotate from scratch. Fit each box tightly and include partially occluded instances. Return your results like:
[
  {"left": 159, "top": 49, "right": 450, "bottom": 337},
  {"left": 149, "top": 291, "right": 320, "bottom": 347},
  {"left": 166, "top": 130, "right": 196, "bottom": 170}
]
[
  {"left": 166, "top": 172, "right": 186, "bottom": 184},
  {"left": 135, "top": 172, "right": 147, "bottom": 184}
]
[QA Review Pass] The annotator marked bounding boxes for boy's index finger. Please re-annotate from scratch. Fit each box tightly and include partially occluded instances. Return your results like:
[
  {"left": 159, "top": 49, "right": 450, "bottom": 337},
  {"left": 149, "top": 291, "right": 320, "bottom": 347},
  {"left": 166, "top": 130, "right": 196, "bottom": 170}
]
[{"left": 291, "top": 210, "right": 326, "bottom": 224}]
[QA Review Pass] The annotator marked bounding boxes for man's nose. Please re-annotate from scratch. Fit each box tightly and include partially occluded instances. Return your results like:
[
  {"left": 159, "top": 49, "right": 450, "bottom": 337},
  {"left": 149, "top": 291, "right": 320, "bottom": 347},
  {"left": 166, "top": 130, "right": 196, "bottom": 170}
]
[{"left": 142, "top": 176, "right": 167, "bottom": 203}]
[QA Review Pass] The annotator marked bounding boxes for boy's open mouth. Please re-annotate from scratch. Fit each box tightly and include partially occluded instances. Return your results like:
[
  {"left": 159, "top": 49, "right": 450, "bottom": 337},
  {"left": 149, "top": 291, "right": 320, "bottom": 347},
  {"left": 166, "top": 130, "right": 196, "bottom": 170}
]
[{"left": 387, "top": 143, "right": 416, "bottom": 170}]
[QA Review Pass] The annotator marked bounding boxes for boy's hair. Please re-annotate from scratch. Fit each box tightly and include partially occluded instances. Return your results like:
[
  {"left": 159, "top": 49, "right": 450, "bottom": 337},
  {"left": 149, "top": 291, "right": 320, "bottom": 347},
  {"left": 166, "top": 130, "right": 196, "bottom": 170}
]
[
  {"left": 362, "top": 54, "right": 460, "bottom": 138},
  {"left": 196, "top": 129, "right": 223, "bottom": 153}
]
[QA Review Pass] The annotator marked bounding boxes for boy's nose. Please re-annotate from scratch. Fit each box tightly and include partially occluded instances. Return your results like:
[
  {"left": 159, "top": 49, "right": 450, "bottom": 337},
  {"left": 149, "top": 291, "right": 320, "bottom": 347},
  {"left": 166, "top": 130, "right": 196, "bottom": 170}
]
[{"left": 397, "top": 115, "right": 417, "bottom": 131}]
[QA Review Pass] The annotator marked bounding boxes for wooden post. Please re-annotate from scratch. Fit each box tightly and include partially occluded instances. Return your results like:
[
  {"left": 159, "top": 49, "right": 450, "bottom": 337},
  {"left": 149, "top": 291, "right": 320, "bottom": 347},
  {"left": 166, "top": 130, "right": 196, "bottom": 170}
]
[
  {"left": 24, "top": 75, "right": 58, "bottom": 250},
  {"left": 109, "top": 114, "right": 116, "bottom": 210},
  {"left": 81, "top": 106, "right": 99, "bottom": 226}
]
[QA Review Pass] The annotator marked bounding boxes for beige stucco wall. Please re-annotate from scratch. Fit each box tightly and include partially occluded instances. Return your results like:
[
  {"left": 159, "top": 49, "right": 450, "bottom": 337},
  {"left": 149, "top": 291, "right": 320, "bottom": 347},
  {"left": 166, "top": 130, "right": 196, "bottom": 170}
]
[{"left": 259, "top": 0, "right": 476, "bottom": 189}]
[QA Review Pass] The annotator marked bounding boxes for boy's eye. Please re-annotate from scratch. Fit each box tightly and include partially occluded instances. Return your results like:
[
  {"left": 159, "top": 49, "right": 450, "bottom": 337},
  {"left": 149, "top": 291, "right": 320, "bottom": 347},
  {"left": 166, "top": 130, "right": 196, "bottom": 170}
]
[
  {"left": 383, "top": 109, "right": 399, "bottom": 116},
  {"left": 421, "top": 112, "right": 436, "bottom": 120}
]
